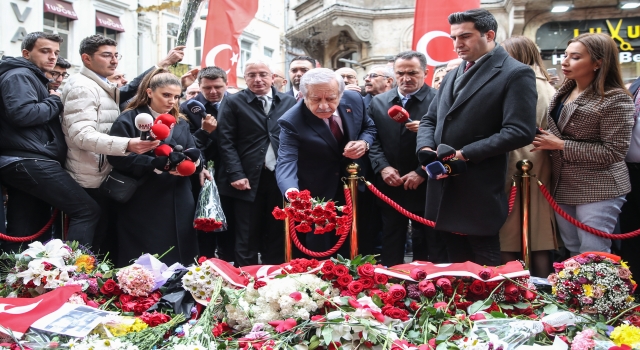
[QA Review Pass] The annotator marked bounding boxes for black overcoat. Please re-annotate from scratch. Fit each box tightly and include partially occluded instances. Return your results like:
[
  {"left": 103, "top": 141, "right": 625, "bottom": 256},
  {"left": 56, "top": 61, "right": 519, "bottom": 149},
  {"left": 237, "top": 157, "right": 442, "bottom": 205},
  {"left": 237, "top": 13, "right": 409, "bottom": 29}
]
[
  {"left": 416, "top": 46, "right": 537, "bottom": 236},
  {"left": 108, "top": 106, "right": 201, "bottom": 267}
]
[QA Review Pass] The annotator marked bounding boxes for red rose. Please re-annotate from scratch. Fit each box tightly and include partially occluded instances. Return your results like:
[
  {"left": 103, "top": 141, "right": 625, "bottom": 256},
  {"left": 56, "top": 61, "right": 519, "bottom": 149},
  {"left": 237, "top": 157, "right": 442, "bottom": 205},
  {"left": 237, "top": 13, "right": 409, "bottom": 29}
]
[
  {"left": 478, "top": 268, "right": 492, "bottom": 280},
  {"left": 357, "top": 263, "right": 375, "bottom": 277},
  {"left": 337, "top": 274, "right": 353, "bottom": 287},
  {"left": 322, "top": 273, "right": 335, "bottom": 281},
  {"left": 272, "top": 207, "right": 287, "bottom": 220},
  {"left": 212, "top": 322, "right": 232, "bottom": 337},
  {"left": 469, "top": 280, "right": 485, "bottom": 295},
  {"left": 100, "top": 279, "right": 122, "bottom": 297},
  {"left": 347, "top": 280, "right": 364, "bottom": 294},
  {"left": 388, "top": 284, "right": 407, "bottom": 301},
  {"left": 296, "top": 223, "right": 312, "bottom": 233},
  {"left": 254, "top": 280, "right": 267, "bottom": 289},
  {"left": 419, "top": 280, "right": 436, "bottom": 298},
  {"left": 410, "top": 268, "right": 427, "bottom": 281},
  {"left": 321, "top": 261, "right": 334, "bottom": 275},
  {"left": 504, "top": 283, "right": 520, "bottom": 303},
  {"left": 333, "top": 265, "right": 349, "bottom": 277},
  {"left": 359, "top": 277, "right": 375, "bottom": 290},
  {"left": 469, "top": 313, "right": 486, "bottom": 321},
  {"left": 485, "top": 302, "right": 500, "bottom": 313},
  {"left": 409, "top": 301, "right": 420, "bottom": 311},
  {"left": 521, "top": 289, "right": 537, "bottom": 300},
  {"left": 627, "top": 315, "right": 640, "bottom": 327},
  {"left": 140, "top": 311, "right": 171, "bottom": 327},
  {"left": 197, "top": 256, "right": 208, "bottom": 264},
  {"left": 374, "top": 273, "right": 388, "bottom": 285},
  {"left": 436, "top": 278, "right": 452, "bottom": 290}
]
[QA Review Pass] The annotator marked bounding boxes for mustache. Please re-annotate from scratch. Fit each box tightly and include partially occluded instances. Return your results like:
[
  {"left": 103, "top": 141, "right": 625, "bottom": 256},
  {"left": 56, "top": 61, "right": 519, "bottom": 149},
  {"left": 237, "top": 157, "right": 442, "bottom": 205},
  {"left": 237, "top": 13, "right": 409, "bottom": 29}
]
[{"left": 315, "top": 108, "right": 333, "bottom": 113}]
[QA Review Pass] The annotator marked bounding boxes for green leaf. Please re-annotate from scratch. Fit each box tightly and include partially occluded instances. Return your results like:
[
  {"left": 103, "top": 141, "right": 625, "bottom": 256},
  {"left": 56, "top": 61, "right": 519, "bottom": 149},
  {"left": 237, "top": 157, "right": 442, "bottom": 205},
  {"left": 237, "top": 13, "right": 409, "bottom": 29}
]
[
  {"left": 513, "top": 302, "right": 530, "bottom": 309},
  {"left": 436, "top": 324, "right": 455, "bottom": 341},
  {"left": 468, "top": 297, "right": 493, "bottom": 314},
  {"left": 490, "top": 311, "right": 506, "bottom": 318},
  {"left": 498, "top": 303, "right": 513, "bottom": 310},
  {"left": 371, "top": 293, "right": 384, "bottom": 308},
  {"left": 322, "top": 327, "right": 333, "bottom": 345},
  {"left": 351, "top": 255, "right": 362, "bottom": 266},
  {"left": 407, "top": 330, "right": 421, "bottom": 339},
  {"left": 543, "top": 304, "right": 558, "bottom": 314},
  {"left": 436, "top": 342, "right": 449, "bottom": 350}
]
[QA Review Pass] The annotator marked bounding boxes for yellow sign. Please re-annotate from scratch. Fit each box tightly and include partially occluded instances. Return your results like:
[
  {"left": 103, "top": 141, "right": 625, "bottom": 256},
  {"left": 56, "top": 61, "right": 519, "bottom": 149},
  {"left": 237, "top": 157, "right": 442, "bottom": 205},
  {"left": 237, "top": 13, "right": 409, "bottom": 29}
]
[{"left": 573, "top": 18, "right": 638, "bottom": 51}]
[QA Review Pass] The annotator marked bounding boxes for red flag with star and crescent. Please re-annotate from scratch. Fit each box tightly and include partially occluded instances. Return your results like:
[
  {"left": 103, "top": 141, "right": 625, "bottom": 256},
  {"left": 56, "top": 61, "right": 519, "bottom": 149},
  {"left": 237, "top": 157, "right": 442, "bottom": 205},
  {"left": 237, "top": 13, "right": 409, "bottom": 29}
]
[
  {"left": 202, "top": 0, "right": 259, "bottom": 87},
  {"left": 412, "top": 0, "right": 480, "bottom": 85}
]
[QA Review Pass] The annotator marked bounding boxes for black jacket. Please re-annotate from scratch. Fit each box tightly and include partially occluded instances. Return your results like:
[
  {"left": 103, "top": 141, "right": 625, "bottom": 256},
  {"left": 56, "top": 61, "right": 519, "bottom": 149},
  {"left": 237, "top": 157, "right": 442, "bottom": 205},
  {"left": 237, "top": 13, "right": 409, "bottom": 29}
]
[
  {"left": 217, "top": 86, "right": 296, "bottom": 201},
  {"left": 180, "top": 92, "right": 224, "bottom": 168},
  {"left": 0, "top": 57, "right": 66, "bottom": 163}
]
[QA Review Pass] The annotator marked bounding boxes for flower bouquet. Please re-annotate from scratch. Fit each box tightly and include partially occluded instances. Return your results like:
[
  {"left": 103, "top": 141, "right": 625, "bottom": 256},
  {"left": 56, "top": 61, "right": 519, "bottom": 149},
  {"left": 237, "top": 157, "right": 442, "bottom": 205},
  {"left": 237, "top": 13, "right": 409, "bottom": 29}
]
[
  {"left": 193, "top": 164, "right": 226, "bottom": 232},
  {"left": 272, "top": 189, "right": 351, "bottom": 235}
]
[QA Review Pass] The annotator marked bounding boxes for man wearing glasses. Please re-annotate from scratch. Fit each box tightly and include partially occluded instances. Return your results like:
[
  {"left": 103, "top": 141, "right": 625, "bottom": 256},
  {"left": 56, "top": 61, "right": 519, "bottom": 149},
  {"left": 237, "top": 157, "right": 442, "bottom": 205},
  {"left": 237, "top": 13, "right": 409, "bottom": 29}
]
[
  {"left": 217, "top": 58, "right": 296, "bottom": 266},
  {"left": 363, "top": 66, "right": 394, "bottom": 109},
  {"left": 335, "top": 67, "right": 361, "bottom": 93},
  {"left": 60, "top": 34, "right": 184, "bottom": 255},
  {"left": 45, "top": 56, "right": 71, "bottom": 92}
]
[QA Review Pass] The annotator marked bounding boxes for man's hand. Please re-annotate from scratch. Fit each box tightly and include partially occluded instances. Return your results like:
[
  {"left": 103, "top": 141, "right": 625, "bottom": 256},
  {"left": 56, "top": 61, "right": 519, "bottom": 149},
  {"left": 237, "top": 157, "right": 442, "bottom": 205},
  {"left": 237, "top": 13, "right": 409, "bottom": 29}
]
[
  {"left": 169, "top": 169, "right": 186, "bottom": 176},
  {"left": 381, "top": 166, "right": 403, "bottom": 187},
  {"left": 343, "top": 140, "right": 367, "bottom": 159},
  {"left": 127, "top": 139, "right": 160, "bottom": 154},
  {"left": 158, "top": 46, "right": 186, "bottom": 68},
  {"left": 199, "top": 168, "right": 213, "bottom": 186},
  {"left": 49, "top": 90, "right": 61, "bottom": 97},
  {"left": 344, "top": 84, "right": 361, "bottom": 93},
  {"left": 405, "top": 120, "right": 420, "bottom": 132},
  {"left": 401, "top": 171, "right": 425, "bottom": 190},
  {"left": 181, "top": 68, "right": 200, "bottom": 88},
  {"left": 231, "top": 178, "right": 251, "bottom": 190},
  {"left": 202, "top": 114, "right": 217, "bottom": 133}
]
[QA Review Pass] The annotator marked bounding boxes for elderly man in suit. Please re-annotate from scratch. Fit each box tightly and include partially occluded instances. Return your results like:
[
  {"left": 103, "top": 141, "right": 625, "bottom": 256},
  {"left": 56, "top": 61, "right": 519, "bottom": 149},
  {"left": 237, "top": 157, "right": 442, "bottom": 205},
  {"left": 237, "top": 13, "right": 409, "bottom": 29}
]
[
  {"left": 276, "top": 68, "right": 377, "bottom": 256},
  {"left": 416, "top": 8, "right": 537, "bottom": 266},
  {"left": 218, "top": 58, "right": 297, "bottom": 266},
  {"left": 369, "top": 51, "right": 447, "bottom": 266}
]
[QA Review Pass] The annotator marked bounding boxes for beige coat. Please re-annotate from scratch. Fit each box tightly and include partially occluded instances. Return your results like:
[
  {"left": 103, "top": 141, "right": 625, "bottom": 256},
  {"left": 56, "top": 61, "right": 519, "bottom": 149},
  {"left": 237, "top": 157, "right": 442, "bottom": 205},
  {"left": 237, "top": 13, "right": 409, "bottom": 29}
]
[
  {"left": 500, "top": 66, "right": 559, "bottom": 251},
  {"left": 61, "top": 66, "right": 130, "bottom": 188}
]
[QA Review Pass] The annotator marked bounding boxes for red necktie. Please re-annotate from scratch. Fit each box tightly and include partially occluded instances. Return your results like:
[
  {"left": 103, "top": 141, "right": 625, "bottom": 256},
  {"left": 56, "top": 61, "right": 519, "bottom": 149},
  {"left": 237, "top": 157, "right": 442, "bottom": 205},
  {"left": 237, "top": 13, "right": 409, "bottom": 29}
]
[
  {"left": 463, "top": 61, "right": 476, "bottom": 73},
  {"left": 329, "top": 115, "right": 343, "bottom": 144}
]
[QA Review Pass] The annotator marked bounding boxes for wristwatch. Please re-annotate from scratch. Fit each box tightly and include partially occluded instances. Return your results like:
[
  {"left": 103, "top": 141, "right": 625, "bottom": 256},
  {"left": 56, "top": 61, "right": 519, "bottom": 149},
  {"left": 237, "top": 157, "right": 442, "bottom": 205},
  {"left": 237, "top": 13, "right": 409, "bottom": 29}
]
[{"left": 363, "top": 140, "right": 370, "bottom": 151}]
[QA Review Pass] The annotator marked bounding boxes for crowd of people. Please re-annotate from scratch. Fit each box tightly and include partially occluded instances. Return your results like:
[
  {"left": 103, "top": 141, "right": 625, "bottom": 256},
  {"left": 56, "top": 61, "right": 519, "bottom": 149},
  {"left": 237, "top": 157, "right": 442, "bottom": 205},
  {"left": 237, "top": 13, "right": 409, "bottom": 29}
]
[{"left": 0, "top": 9, "right": 639, "bottom": 278}]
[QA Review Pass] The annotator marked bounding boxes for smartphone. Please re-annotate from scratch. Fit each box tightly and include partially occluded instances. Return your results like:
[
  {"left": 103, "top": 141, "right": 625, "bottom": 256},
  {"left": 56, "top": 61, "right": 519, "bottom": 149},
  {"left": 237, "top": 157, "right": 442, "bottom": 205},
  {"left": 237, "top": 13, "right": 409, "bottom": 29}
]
[{"left": 547, "top": 68, "right": 559, "bottom": 86}]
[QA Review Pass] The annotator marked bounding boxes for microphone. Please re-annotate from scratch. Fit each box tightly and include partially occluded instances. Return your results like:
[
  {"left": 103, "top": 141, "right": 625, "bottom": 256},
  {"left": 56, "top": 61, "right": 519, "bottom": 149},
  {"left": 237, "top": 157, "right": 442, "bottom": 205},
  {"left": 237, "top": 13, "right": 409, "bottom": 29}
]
[
  {"left": 436, "top": 144, "right": 456, "bottom": 162},
  {"left": 185, "top": 99, "right": 207, "bottom": 119},
  {"left": 154, "top": 143, "right": 172, "bottom": 157},
  {"left": 387, "top": 105, "right": 412, "bottom": 123},
  {"left": 151, "top": 156, "right": 170, "bottom": 172},
  {"left": 135, "top": 113, "right": 153, "bottom": 140},
  {"left": 183, "top": 148, "right": 201, "bottom": 162},
  {"left": 426, "top": 159, "right": 467, "bottom": 180},
  {"left": 418, "top": 149, "right": 437, "bottom": 166},
  {"left": 150, "top": 124, "right": 170, "bottom": 141},
  {"left": 155, "top": 114, "right": 176, "bottom": 129},
  {"left": 176, "top": 159, "right": 196, "bottom": 176}
]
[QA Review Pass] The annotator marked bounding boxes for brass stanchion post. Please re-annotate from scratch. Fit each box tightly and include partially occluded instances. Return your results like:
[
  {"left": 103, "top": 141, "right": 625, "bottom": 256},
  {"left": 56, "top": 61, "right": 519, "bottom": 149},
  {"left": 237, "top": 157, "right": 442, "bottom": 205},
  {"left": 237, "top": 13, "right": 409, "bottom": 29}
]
[
  {"left": 284, "top": 199, "right": 292, "bottom": 262},
  {"left": 516, "top": 160, "right": 533, "bottom": 270},
  {"left": 346, "top": 163, "right": 360, "bottom": 259}
]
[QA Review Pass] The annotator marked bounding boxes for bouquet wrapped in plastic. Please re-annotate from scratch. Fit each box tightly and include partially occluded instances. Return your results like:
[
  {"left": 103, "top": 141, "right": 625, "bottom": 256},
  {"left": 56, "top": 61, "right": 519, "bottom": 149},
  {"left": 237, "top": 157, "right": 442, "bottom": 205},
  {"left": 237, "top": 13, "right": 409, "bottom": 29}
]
[{"left": 193, "top": 166, "right": 226, "bottom": 232}]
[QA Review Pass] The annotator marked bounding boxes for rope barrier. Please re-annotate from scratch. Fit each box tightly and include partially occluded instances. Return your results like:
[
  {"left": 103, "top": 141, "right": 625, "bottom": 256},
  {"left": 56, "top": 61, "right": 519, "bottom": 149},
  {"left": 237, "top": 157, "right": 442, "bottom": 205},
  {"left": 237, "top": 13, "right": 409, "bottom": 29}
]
[
  {"left": 537, "top": 181, "right": 640, "bottom": 240},
  {"left": 289, "top": 187, "right": 352, "bottom": 257},
  {"left": 0, "top": 209, "right": 59, "bottom": 243}
]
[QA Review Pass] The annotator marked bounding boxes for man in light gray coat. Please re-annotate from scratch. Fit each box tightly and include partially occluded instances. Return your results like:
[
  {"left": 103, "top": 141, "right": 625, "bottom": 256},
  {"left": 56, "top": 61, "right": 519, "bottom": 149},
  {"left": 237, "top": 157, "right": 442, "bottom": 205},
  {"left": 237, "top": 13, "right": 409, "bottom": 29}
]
[{"left": 416, "top": 9, "right": 537, "bottom": 266}]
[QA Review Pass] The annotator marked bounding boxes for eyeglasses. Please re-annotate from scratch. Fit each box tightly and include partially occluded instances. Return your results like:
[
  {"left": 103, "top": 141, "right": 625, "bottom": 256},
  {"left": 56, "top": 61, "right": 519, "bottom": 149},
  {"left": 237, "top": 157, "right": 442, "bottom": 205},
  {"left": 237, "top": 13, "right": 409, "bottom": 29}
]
[
  {"left": 245, "top": 72, "right": 271, "bottom": 79},
  {"left": 340, "top": 74, "right": 356, "bottom": 80},
  {"left": 363, "top": 73, "right": 389, "bottom": 80},
  {"left": 97, "top": 53, "right": 122, "bottom": 60},
  {"left": 49, "top": 71, "right": 69, "bottom": 79}
]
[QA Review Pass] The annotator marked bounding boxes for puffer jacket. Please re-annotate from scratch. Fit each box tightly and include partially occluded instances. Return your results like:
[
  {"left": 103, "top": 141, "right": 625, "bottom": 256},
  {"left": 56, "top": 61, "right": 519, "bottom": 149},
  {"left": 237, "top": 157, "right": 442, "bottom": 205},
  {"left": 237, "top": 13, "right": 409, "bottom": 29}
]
[{"left": 61, "top": 66, "right": 130, "bottom": 188}]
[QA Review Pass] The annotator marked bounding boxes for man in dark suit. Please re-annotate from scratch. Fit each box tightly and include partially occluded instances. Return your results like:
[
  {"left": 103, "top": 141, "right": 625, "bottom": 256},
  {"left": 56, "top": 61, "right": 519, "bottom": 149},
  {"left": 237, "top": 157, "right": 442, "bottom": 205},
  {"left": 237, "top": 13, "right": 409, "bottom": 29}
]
[
  {"left": 363, "top": 65, "right": 394, "bottom": 110},
  {"left": 620, "top": 77, "right": 640, "bottom": 277},
  {"left": 276, "top": 68, "right": 376, "bottom": 256},
  {"left": 287, "top": 56, "right": 316, "bottom": 100},
  {"left": 416, "top": 8, "right": 537, "bottom": 266},
  {"left": 179, "top": 66, "right": 235, "bottom": 263},
  {"left": 218, "top": 59, "right": 297, "bottom": 266},
  {"left": 369, "top": 51, "right": 446, "bottom": 266}
]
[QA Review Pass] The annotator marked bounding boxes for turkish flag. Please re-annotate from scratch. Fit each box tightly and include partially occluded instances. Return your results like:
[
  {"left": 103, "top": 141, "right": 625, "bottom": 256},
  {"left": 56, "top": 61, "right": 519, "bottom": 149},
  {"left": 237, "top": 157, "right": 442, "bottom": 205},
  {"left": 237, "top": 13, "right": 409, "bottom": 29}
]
[
  {"left": 201, "top": 0, "right": 259, "bottom": 87},
  {"left": 0, "top": 285, "right": 81, "bottom": 337},
  {"left": 412, "top": 0, "right": 480, "bottom": 85}
]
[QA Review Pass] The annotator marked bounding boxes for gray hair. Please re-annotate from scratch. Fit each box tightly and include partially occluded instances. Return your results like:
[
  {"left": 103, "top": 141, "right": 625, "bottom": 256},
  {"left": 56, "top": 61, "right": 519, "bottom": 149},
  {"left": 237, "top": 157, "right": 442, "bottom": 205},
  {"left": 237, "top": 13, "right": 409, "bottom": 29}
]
[
  {"left": 299, "top": 68, "right": 345, "bottom": 97},
  {"left": 244, "top": 57, "right": 272, "bottom": 72},
  {"left": 370, "top": 65, "right": 395, "bottom": 84}
]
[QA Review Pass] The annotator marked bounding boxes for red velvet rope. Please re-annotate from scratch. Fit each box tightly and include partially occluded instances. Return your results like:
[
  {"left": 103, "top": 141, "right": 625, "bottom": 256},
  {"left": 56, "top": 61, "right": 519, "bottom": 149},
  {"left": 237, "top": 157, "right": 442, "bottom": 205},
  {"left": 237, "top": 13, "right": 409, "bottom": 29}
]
[
  {"left": 507, "top": 182, "right": 517, "bottom": 216},
  {"left": 0, "top": 209, "right": 59, "bottom": 243},
  {"left": 538, "top": 181, "right": 640, "bottom": 240},
  {"left": 289, "top": 187, "right": 352, "bottom": 258}
]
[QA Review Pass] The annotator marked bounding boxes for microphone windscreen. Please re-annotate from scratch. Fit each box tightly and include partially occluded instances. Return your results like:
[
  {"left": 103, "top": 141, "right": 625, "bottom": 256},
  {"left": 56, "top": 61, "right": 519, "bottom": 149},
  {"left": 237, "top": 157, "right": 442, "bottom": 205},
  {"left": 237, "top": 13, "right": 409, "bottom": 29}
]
[
  {"left": 436, "top": 144, "right": 456, "bottom": 162},
  {"left": 185, "top": 99, "right": 207, "bottom": 119},
  {"left": 135, "top": 113, "right": 153, "bottom": 132},
  {"left": 418, "top": 150, "right": 437, "bottom": 166},
  {"left": 150, "top": 124, "right": 170, "bottom": 140},
  {"left": 177, "top": 159, "right": 196, "bottom": 176},
  {"left": 443, "top": 159, "right": 467, "bottom": 176},
  {"left": 151, "top": 156, "right": 170, "bottom": 171},
  {"left": 426, "top": 161, "right": 447, "bottom": 180},
  {"left": 183, "top": 148, "right": 201, "bottom": 162},
  {"left": 154, "top": 143, "right": 172, "bottom": 157},
  {"left": 155, "top": 114, "right": 176, "bottom": 129},
  {"left": 169, "top": 151, "right": 187, "bottom": 166},
  {"left": 387, "top": 105, "right": 411, "bottom": 123}
]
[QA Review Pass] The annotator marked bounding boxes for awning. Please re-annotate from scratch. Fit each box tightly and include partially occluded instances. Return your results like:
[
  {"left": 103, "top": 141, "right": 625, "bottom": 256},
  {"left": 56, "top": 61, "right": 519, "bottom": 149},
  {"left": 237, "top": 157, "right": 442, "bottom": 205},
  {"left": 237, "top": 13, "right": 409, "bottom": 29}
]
[
  {"left": 43, "top": 0, "right": 77, "bottom": 20},
  {"left": 95, "top": 12, "right": 125, "bottom": 32}
]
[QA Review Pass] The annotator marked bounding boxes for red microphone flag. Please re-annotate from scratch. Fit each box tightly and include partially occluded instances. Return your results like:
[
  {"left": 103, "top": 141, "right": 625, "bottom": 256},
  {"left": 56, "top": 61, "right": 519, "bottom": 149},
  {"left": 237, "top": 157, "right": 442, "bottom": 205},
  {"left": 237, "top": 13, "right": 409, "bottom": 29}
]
[
  {"left": 412, "top": 0, "right": 480, "bottom": 85},
  {"left": 201, "top": 0, "right": 259, "bottom": 87},
  {"left": 0, "top": 285, "right": 81, "bottom": 337}
]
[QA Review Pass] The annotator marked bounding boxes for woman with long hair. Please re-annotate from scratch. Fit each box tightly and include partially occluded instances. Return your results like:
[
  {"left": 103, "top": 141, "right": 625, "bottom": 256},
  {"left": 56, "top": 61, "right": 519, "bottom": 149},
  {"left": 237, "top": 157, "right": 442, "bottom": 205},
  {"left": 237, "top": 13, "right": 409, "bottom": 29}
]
[
  {"left": 531, "top": 33, "right": 635, "bottom": 257},
  {"left": 499, "top": 36, "right": 558, "bottom": 276},
  {"left": 108, "top": 68, "right": 208, "bottom": 266}
]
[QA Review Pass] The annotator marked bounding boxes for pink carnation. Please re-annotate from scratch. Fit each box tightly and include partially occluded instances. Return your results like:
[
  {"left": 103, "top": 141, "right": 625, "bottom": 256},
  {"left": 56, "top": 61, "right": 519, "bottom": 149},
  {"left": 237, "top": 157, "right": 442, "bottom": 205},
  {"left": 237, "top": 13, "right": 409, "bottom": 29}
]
[
  {"left": 547, "top": 273, "right": 559, "bottom": 285},
  {"left": 570, "top": 328, "right": 595, "bottom": 350},
  {"left": 116, "top": 264, "right": 156, "bottom": 297},
  {"left": 617, "top": 267, "right": 632, "bottom": 279},
  {"left": 563, "top": 259, "right": 580, "bottom": 270}
]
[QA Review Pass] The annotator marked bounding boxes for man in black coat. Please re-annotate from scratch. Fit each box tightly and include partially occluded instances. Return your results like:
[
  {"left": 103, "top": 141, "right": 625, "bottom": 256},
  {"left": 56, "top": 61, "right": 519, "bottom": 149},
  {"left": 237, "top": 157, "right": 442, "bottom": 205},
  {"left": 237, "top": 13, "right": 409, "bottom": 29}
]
[
  {"left": 369, "top": 51, "right": 446, "bottom": 266},
  {"left": 180, "top": 66, "right": 235, "bottom": 263},
  {"left": 286, "top": 56, "right": 316, "bottom": 99},
  {"left": 218, "top": 59, "right": 297, "bottom": 266},
  {"left": 0, "top": 32, "right": 100, "bottom": 252},
  {"left": 416, "top": 9, "right": 537, "bottom": 266}
]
